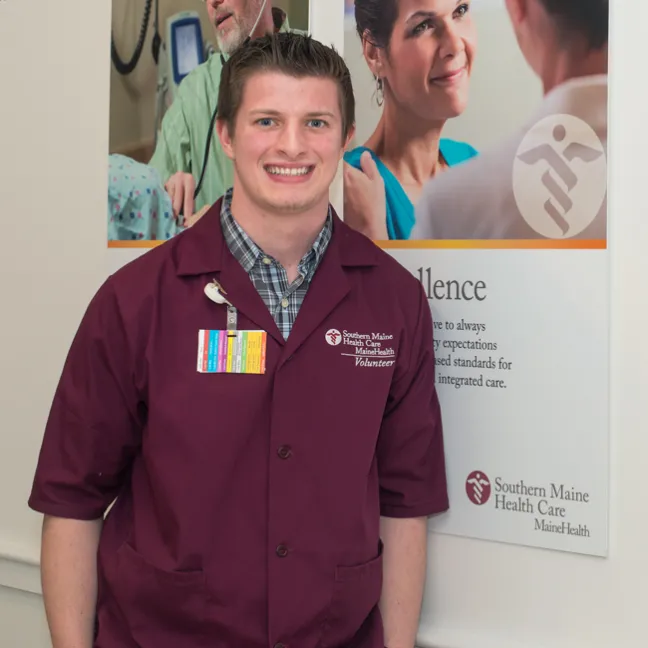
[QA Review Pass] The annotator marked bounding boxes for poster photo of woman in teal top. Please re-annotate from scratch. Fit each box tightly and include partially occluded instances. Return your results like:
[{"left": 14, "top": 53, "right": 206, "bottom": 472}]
[{"left": 343, "top": 0, "right": 479, "bottom": 240}]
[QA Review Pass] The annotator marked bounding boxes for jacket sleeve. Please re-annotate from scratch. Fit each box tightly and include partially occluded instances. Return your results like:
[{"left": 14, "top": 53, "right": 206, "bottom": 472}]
[
  {"left": 28, "top": 280, "right": 146, "bottom": 520},
  {"left": 376, "top": 281, "right": 449, "bottom": 519}
]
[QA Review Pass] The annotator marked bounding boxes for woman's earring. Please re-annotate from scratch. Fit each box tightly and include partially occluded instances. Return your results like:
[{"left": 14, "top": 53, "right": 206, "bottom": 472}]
[{"left": 375, "top": 77, "right": 384, "bottom": 107}]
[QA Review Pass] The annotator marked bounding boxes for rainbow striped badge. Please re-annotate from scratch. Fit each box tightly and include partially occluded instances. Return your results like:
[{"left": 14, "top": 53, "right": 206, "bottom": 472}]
[{"left": 197, "top": 329, "right": 267, "bottom": 374}]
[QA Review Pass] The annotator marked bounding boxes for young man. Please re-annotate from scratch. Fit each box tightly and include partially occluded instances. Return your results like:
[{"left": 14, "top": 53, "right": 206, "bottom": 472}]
[
  {"left": 150, "top": 0, "right": 305, "bottom": 220},
  {"left": 29, "top": 33, "right": 448, "bottom": 648},
  {"left": 413, "top": 0, "right": 608, "bottom": 240}
]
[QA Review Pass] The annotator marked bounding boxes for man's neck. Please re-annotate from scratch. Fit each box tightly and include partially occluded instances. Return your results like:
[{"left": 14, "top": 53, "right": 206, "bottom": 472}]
[
  {"left": 250, "top": 3, "right": 275, "bottom": 40},
  {"left": 541, "top": 45, "right": 608, "bottom": 95},
  {"left": 229, "top": 189, "right": 329, "bottom": 281}
]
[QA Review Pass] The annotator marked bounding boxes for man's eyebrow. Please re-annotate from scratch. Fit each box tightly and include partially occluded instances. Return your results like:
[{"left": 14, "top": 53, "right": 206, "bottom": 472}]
[
  {"left": 305, "top": 111, "right": 338, "bottom": 119},
  {"left": 249, "top": 109, "right": 282, "bottom": 116},
  {"left": 248, "top": 109, "right": 338, "bottom": 119}
]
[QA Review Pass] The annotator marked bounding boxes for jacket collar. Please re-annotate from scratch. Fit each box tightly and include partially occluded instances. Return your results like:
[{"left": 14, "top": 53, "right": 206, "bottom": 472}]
[{"left": 173, "top": 196, "right": 382, "bottom": 278}]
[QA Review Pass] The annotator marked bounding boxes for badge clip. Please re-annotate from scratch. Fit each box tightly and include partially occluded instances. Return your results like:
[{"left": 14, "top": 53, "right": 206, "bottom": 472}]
[
  {"left": 204, "top": 279, "right": 231, "bottom": 306},
  {"left": 204, "top": 279, "right": 237, "bottom": 337}
]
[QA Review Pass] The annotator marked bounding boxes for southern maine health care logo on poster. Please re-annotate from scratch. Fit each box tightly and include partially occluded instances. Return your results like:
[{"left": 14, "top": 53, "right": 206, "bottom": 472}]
[
  {"left": 465, "top": 470, "right": 592, "bottom": 539},
  {"left": 465, "top": 471, "right": 491, "bottom": 505},
  {"left": 512, "top": 113, "right": 607, "bottom": 239},
  {"left": 325, "top": 328, "right": 396, "bottom": 368}
]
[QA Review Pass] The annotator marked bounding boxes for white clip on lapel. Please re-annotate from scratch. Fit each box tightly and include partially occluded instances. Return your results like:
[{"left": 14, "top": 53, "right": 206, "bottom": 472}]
[{"left": 204, "top": 279, "right": 232, "bottom": 306}]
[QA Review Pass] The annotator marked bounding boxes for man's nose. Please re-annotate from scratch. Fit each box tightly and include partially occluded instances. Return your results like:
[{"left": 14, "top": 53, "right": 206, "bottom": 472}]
[{"left": 277, "top": 123, "right": 307, "bottom": 157}]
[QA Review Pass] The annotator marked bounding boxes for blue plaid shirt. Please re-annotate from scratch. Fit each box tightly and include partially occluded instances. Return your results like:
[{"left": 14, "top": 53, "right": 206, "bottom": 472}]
[{"left": 220, "top": 188, "right": 333, "bottom": 339}]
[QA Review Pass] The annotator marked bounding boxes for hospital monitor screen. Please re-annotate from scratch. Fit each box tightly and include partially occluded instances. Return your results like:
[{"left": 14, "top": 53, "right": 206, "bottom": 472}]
[{"left": 174, "top": 22, "right": 201, "bottom": 78}]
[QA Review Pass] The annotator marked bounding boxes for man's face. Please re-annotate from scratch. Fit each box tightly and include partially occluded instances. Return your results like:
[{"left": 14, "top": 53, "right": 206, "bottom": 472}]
[
  {"left": 206, "top": 0, "right": 265, "bottom": 55},
  {"left": 217, "top": 71, "right": 352, "bottom": 217}
]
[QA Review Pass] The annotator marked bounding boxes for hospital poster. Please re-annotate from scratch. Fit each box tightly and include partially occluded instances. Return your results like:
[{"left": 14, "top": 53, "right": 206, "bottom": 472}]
[
  {"left": 105, "top": 0, "right": 310, "bottom": 269},
  {"left": 342, "top": 1, "right": 610, "bottom": 557}
]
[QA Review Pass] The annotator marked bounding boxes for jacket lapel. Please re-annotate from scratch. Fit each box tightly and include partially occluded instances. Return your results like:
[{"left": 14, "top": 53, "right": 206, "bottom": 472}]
[
  {"left": 174, "top": 197, "right": 285, "bottom": 347},
  {"left": 216, "top": 243, "right": 285, "bottom": 347},
  {"left": 176, "top": 201, "right": 380, "bottom": 356},
  {"left": 278, "top": 217, "right": 380, "bottom": 366}
]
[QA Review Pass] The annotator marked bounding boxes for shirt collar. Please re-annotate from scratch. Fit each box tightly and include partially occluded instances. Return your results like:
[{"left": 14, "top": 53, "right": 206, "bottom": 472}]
[
  {"left": 220, "top": 187, "right": 333, "bottom": 280},
  {"left": 536, "top": 74, "right": 608, "bottom": 121},
  {"left": 173, "top": 195, "right": 380, "bottom": 278},
  {"left": 220, "top": 188, "right": 263, "bottom": 274}
]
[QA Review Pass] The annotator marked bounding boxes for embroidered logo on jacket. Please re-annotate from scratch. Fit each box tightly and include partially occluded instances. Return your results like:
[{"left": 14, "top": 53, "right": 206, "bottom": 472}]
[{"left": 325, "top": 329, "right": 396, "bottom": 368}]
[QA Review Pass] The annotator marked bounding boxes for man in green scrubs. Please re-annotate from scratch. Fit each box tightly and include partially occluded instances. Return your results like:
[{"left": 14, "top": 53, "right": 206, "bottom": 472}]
[{"left": 149, "top": 1, "right": 305, "bottom": 220}]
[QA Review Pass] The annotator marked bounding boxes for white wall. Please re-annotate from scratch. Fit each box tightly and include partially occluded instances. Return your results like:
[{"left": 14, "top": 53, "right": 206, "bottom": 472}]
[
  {"left": 0, "top": 586, "right": 50, "bottom": 648},
  {"left": 1, "top": 1, "right": 646, "bottom": 647},
  {"left": 0, "top": 0, "right": 112, "bottom": 643}
]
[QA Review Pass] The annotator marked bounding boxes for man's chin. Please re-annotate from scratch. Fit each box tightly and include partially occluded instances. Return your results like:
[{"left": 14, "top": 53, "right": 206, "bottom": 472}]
[
  {"left": 215, "top": 32, "right": 244, "bottom": 56},
  {"left": 267, "top": 201, "right": 313, "bottom": 214},
  {"left": 259, "top": 195, "right": 322, "bottom": 215}
]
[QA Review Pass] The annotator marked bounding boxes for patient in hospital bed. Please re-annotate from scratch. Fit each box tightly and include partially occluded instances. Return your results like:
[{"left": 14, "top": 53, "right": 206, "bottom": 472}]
[{"left": 108, "top": 154, "right": 194, "bottom": 241}]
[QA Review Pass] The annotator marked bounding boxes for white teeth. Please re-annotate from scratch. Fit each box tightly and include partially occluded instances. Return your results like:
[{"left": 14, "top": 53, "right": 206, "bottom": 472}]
[{"left": 266, "top": 166, "right": 311, "bottom": 176}]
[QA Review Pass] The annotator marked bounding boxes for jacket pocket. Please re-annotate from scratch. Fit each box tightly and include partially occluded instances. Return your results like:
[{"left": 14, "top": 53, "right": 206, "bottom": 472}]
[
  {"left": 318, "top": 542, "right": 384, "bottom": 648},
  {"left": 111, "top": 541, "right": 209, "bottom": 648}
]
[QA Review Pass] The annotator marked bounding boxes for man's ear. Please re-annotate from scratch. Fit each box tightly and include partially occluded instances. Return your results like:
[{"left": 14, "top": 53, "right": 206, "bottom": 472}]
[
  {"left": 216, "top": 118, "right": 235, "bottom": 160},
  {"left": 342, "top": 123, "right": 356, "bottom": 155},
  {"left": 504, "top": 0, "right": 528, "bottom": 28}
]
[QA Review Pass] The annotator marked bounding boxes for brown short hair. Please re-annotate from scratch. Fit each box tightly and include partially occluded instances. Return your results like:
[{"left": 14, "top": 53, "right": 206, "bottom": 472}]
[
  {"left": 539, "top": 0, "right": 608, "bottom": 50},
  {"left": 217, "top": 32, "right": 355, "bottom": 144}
]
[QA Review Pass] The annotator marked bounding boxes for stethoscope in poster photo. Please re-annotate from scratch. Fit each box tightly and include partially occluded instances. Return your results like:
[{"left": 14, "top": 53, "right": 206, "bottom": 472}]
[
  {"left": 111, "top": 0, "right": 269, "bottom": 215},
  {"left": 185, "top": 0, "right": 270, "bottom": 212}
]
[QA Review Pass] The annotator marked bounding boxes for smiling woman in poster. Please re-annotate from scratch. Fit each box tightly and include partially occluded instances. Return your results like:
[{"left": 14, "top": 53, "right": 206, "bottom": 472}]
[{"left": 343, "top": 0, "right": 478, "bottom": 240}]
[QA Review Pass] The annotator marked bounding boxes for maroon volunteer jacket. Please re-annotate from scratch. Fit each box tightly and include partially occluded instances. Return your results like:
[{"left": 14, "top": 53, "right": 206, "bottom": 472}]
[{"left": 28, "top": 199, "right": 448, "bottom": 648}]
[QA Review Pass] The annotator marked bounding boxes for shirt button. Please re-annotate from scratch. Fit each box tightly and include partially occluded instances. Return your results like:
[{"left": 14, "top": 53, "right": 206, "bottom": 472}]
[
  {"left": 281, "top": 297, "right": 289, "bottom": 308},
  {"left": 263, "top": 257, "right": 272, "bottom": 265},
  {"left": 276, "top": 544, "right": 289, "bottom": 558},
  {"left": 277, "top": 445, "right": 292, "bottom": 459}
]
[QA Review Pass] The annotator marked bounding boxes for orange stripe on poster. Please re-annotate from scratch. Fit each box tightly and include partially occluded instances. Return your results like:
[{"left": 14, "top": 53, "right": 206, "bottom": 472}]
[
  {"left": 107, "top": 238, "right": 607, "bottom": 251},
  {"left": 108, "top": 241, "right": 166, "bottom": 248}
]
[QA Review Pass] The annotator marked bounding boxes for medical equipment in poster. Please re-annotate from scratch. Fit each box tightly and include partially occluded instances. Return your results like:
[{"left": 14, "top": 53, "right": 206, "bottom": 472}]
[
  {"left": 155, "top": 11, "right": 214, "bottom": 143},
  {"left": 110, "top": 1, "right": 214, "bottom": 145}
]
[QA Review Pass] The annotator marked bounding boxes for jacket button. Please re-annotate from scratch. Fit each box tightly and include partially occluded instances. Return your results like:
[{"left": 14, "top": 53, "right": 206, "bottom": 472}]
[
  {"left": 276, "top": 544, "right": 289, "bottom": 558},
  {"left": 277, "top": 445, "right": 292, "bottom": 459},
  {"left": 274, "top": 644, "right": 286, "bottom": 648}
]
